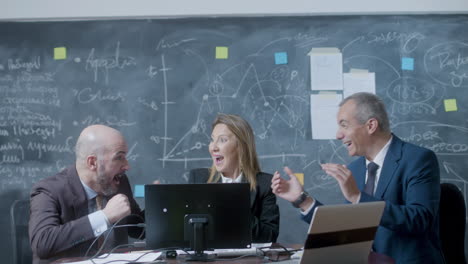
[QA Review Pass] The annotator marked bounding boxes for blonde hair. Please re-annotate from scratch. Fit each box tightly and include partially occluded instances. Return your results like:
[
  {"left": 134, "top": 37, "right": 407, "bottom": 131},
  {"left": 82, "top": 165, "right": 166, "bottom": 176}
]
[{"left": 208, "top": 114, "right": 260, "bottom": 191}]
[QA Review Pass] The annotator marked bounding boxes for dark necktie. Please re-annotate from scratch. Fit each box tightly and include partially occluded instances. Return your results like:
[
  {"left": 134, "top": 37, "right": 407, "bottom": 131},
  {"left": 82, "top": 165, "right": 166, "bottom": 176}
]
[
  {"left": 364, "top": 162, "right": 379, "bottom": 195},
  {"left": 95, "top": 195, "right": 104, "bottom": 211}
]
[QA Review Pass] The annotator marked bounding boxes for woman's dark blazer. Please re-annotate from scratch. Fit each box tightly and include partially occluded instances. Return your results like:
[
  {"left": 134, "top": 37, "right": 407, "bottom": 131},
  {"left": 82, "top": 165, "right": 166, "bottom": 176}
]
[{"left": 189, "top": 168, "right": 280, "bottom": 243}]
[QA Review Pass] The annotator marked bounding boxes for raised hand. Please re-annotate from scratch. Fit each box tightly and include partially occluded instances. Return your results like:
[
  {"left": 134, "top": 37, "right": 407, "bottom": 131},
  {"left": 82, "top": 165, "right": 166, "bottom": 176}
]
[
  {"left": 102, "top": 193, "right": 131, "bottom": 224},
  {"left": 321, "top": 163, "right": 361, "bottom": 203}
]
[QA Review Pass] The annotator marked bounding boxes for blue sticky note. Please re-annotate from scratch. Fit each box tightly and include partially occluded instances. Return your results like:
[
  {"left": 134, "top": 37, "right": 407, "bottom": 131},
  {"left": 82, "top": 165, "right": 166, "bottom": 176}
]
[
  {"left": 402, "top": 57, "right": 414, "bottom": 71},
  {"left": 275, "top": 52, "right": 288, "bottom": 65},
  {"left": 134, "top": 184, "right": 145, "bottom": 198}
]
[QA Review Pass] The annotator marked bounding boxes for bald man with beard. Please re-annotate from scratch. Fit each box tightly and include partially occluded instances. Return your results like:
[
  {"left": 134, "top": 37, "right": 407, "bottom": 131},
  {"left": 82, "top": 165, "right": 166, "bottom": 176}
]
[{"left": 29, "top": 125, "right": 145, "bottom": 264}]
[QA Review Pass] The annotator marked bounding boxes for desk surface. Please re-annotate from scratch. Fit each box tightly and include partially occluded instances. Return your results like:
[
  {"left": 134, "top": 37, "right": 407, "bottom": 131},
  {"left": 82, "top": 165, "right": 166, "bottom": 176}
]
[
  {"left": 52, "top": 250, "right": 394, "bottom": 264},
  {"left": 52, "top": 254, "right": 291, "bottom": 264}
]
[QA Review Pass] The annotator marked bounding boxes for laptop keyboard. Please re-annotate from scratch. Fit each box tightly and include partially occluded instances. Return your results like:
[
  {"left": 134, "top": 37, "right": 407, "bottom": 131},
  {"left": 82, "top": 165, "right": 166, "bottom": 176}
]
[{"left": 213, "top": 247, "right": 259, "bottom": 257}]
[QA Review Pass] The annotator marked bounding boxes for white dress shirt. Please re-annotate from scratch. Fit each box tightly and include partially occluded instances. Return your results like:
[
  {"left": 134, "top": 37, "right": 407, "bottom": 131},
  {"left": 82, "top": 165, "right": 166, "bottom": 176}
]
[
  {"left": 221, "top": 172, "right": 243, "bottom": 183},
  {"left": 80, "top": 179, "right": 110, "bottom": 237},
  {"left": 364, "top": 136, "right": 393, "bottom": 195}
]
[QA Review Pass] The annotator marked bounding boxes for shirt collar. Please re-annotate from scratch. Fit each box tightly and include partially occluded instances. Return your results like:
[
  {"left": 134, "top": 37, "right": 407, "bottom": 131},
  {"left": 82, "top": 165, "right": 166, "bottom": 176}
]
[
  {"left": 80, "top": 178, "right": 98, "bottom": 200},
  {"left": 366, "top": 135, "right": 393, "bottom": 168},
  {"left": 221, "top": 172, "right": 243, "bottom": 183}
]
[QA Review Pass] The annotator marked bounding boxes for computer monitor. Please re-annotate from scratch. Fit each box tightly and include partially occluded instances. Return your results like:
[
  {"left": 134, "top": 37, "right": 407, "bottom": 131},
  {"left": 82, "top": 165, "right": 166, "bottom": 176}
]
[{"left": 145, "top": 183, "right": 252, "bottom": 261}]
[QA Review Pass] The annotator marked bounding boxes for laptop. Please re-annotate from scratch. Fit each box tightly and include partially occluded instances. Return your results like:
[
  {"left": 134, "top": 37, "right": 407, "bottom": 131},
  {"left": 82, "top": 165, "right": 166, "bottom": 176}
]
[{"left": 300, "top": 201, "right": 385, "bottom": 264}]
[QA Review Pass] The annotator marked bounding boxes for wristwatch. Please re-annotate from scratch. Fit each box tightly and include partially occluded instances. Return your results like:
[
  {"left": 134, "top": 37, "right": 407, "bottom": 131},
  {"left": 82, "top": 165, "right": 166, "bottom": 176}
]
[{"left": 292, "top": 191, "right": 309, "bottom": 208}]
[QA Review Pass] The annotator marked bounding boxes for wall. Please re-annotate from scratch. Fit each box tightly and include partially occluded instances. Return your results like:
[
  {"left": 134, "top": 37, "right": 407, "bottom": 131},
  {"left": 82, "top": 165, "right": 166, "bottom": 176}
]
[{"left": 2, "top": 0, "right": 468, "bottom": 21}]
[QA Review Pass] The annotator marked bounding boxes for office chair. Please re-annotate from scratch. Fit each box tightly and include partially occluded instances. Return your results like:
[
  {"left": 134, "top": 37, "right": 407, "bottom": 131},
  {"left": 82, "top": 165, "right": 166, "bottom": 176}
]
[
  {"left": 439, "top": 183, "right": 467, "bottom": 264},
  {"left": 10, "top": 199, "right": 32, "bottom": 264}
]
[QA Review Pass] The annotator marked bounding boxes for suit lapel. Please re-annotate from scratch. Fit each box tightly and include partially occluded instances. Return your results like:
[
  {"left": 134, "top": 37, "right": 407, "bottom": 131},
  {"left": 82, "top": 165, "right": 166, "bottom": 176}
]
[
  {"left": 354, "top": 158, "right": 367, "bottom": 191},
  {"left": 68, "top": 166, "right": 90, "bottom": 218},
  {"left": 374, "top": 135, "right": 402, "bottom": 198},
  {"left": 238, "top": 175, "right": 256, "bottom": 209},
  {"left": 248, "top": 183, "right": 256, "bottom": 209}
]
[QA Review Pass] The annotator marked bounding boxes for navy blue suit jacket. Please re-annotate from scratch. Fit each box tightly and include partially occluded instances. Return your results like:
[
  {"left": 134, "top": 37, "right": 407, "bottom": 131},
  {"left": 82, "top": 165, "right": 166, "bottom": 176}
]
[{"left": 303, "top": 136, "right": 445, "bottom": 264}]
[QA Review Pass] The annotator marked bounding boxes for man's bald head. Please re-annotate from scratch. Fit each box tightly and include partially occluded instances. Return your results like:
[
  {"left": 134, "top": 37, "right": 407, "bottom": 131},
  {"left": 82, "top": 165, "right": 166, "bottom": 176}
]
[
  {"left": 75, "top": 124, "right": 124, "bottom": 161},
  {"left": 75, "top": 124, "right": 130, "bottom": 196}
]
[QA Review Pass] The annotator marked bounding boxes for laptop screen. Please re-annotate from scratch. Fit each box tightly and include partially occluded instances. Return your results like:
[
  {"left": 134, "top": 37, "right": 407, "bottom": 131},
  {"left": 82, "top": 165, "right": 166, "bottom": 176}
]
[{"left": 301, "top": 201, "right": 385, "bottom": 264}]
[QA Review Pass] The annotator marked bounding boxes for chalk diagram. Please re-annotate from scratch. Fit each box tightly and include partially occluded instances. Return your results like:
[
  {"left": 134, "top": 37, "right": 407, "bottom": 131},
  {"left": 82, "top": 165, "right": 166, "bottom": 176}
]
[{"left": 152, "top": 51, "right": 310, "bottom": 168}]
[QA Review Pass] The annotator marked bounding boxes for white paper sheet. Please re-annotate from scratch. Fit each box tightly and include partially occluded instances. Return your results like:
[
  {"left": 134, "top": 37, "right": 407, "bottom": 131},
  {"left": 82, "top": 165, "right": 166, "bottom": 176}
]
[
  {"left": 343, "top": 69, "right": 376, "bottom": 98},
  {"left": 62, "top": 252, "right": 161, "bottom": 264},
  {"left": 310, "top": 93, "right": 342, "bottom": 140},
  {"left": 309, "top": 48, "right": 343, "bottom": 91}
]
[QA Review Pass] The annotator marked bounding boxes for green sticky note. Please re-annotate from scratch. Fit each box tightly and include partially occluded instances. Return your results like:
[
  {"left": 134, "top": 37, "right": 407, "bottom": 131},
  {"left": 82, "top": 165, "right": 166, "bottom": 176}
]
[
  {"left": 444, "top": 99, "right": 458, "bottom": 112},
  {"left": 54, "top": 47, "right": 67, "bottom": 60},
  {"left": 216, "top": 46, "right": 228, "bottom": 59}
]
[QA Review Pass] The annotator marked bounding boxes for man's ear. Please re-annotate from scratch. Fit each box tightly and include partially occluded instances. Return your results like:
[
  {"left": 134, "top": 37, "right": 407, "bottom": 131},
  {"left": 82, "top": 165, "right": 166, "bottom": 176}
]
[
  {"left": 87, "top": 155, "right": 98, "bottom": 171},
  {"left": 367, "top": 118, "right": 379, "bottom": 134}
]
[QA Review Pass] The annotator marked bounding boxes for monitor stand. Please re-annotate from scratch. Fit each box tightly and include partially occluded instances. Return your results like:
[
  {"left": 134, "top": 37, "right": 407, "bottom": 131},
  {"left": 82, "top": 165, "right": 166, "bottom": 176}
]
[{"left": 185, "top": 215, "right": 216, "bottom": 262}]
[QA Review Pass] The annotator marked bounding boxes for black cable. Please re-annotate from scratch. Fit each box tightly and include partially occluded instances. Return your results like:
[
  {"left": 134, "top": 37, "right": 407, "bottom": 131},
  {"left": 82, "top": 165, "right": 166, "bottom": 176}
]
[
  {"left": 256, "top": 245, "right": 299, "bottom": 262},
  {"left": 90, "top": 246, "right": 182, "bottom": 264},
  {"left": 84, "top": 213, "right": 145, "bottom": 259},
  {"left": 91, "top": 219, "right": 145, "bottom": 259},
  {"left": 91, "top": 250, "right": 157, "bottom": 264}
]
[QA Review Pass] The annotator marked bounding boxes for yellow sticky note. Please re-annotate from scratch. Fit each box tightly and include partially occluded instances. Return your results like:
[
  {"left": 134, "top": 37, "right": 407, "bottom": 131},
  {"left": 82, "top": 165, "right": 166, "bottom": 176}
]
[
  {"left": 54, "top": 47, "right": 67, "bottom": 60},
  {"left": 294, "top": 173, "right": 304, "bottom": 185},
  {"left": 216, "top": 46, "right": 228, "bottom": 59},
  {"left": 444, "top": 99, "right": 457, "bottom": 112}
]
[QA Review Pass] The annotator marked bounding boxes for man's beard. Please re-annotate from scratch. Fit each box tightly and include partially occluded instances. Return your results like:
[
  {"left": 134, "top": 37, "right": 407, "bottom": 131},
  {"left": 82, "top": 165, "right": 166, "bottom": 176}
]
[{"left": 97, "top": 166, "right": 119, "bottom": 196}]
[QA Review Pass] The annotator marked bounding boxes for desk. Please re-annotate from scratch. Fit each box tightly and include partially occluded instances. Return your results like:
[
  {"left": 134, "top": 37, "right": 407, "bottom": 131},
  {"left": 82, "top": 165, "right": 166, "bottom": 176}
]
[
  {"left": 52, "top": 250, "right": 394, "bottom": 264},
  {"left": 52, "top": 254, "right": 291, "bottom": 264}
]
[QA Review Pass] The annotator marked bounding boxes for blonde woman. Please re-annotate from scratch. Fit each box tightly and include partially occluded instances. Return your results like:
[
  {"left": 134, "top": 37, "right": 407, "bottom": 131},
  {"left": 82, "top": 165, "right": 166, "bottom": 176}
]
[{"left": 189, "top": 113, "right": 280, "bottom": 243}]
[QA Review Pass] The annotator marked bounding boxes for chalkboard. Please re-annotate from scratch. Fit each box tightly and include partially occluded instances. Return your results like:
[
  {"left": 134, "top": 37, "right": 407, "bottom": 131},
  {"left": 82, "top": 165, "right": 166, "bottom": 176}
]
[{"left": 1, "top": 15, "right": 468, "bottom": 261}]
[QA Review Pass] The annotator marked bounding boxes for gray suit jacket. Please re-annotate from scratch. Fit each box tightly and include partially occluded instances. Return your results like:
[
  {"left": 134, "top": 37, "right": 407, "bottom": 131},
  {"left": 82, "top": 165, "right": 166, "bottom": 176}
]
[
  {"left": 29, "top": 165, "right": 144, "bottom": 264},
  {"left": 189, "top": 168, "right": 280, "bottom": 243}
]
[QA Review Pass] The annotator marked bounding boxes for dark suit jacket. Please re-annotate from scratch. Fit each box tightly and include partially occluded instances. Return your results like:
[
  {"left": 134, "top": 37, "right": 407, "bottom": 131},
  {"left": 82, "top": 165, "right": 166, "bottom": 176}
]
[
  {"left": 303, "top": 135, "right": 445, "bottom": 264},
  {"left": 189, "top": 168, "right": 280, "bottom": 243},
  {"left": 29, "top": 165, "right": 144, "bottom": 264}
]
